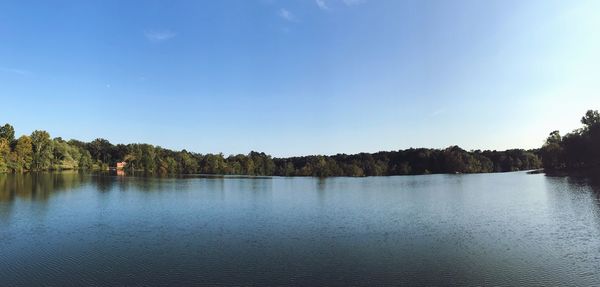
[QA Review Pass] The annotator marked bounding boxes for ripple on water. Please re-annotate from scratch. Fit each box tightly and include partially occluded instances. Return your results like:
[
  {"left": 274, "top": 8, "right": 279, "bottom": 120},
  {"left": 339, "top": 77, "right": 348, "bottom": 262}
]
[{"left": 0, "top": 172, "right": 600, "bottom": 285}]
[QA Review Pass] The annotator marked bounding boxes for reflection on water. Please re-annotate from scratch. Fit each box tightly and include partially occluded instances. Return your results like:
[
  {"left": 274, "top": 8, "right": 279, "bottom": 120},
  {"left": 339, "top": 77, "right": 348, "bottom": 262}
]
[
  {"left": 1, "top": 172, "right": 600, "bottom": 286},
  {"left": 0, "top": 172, "right": 276, "bottom": 202},
  {"left": 0, "top": 172, "right": 87, "bottom": 202}
]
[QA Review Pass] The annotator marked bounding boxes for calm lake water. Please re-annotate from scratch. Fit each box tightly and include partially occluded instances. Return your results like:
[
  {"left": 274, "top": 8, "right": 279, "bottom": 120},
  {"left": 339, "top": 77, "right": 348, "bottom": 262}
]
[{"left": 1, "top": 172, "right": 600, "bottom": 286}]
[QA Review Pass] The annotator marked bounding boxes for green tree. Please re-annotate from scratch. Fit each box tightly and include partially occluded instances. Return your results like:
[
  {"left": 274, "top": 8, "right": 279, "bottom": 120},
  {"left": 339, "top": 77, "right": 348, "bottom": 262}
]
[
  {"left": 52, "top": 139, "right": 80, "bottom": 170},
  {"left": 14, "top": 135, "right": 33, "bottom": 172},
  {"left": 78, "top": 149, "right": 93, "bottom": 170},
  {"left": 178, "top": 151, "right": 199, "bottom": 174},
  {"left": 87, "top": 138, "right": 114, "bottom": 164},
  {"left": 581, "top": 110, "right": 600, "bottom": 128},
  {"left": 0, "top": 138, "right": 10, "bottom": 172},
  {"left": 30, "top": 130, "right": 54, "bottom": 170},
  {"left": 140, "top": 144, "right": 156, "bottom": 172},
  {"left": 0, "top": 123, "right": 15, "bottom": 143}
]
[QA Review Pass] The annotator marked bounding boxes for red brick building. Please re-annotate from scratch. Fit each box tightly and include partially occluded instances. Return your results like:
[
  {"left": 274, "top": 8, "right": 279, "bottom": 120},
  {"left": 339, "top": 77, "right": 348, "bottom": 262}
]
[{"left": 116, "top": 162, "right": 126, "bottom": 170}]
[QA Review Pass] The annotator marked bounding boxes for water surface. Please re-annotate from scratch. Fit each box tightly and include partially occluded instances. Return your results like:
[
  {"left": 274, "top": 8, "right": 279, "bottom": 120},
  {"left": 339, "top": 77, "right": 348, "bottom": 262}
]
[{"left": 1, "top": 172, "right": 600, "bottom": 286}]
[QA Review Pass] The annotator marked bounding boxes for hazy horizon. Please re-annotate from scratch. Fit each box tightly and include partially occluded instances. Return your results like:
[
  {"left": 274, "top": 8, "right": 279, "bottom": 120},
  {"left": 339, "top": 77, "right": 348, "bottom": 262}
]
[{"left": 1, "top": 0, "right": 598, "bottom": 157}]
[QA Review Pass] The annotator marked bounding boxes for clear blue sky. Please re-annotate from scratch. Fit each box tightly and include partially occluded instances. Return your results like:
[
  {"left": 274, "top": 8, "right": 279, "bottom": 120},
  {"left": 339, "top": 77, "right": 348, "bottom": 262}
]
[{"left": 1, "top": 0, "right": 598, "bottom": 156}]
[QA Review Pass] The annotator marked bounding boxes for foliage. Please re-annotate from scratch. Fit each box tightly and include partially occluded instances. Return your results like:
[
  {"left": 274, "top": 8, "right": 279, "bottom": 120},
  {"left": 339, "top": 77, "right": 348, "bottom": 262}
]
[
  {"left": 14, "top": 135, "right": 33, "bottom": 172},
  {"left": 541, "top": 110, "right": 600, "bottom": 171},
  {"left": 0, "top": 122, "right": 543, "bottom": 176},
  {"left": 0, "top": 124, "right": 15, "bottom": 143},
  {"left": 0, "top": 138, "right": 10, "bottom": 172},
  {"left": 30, "top": 130, "right": 54, "bottom": 171}
]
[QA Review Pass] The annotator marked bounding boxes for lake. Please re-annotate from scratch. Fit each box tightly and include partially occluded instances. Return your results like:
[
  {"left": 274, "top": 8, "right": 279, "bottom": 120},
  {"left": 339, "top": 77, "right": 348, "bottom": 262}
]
[{"left": 1, "top": 171, "right": 600, "bottom": 286}]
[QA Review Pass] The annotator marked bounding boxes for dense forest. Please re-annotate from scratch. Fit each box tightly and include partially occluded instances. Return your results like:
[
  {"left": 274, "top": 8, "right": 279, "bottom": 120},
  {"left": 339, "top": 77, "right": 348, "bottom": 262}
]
[
  {"left": 541, "top": 110, "right": 600, "bottom": 172},
  {"left": 0, "top": 123, "right": 542, "bottom": 177}
]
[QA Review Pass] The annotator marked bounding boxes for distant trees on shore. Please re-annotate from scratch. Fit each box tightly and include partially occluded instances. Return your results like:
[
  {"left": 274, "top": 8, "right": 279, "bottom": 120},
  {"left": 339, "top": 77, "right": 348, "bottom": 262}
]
[
  {"left": 0, "top": 126, "right": 93, "bottom": 173},
  {"left": 274, "top": 147, "right": 540, "bottom": 176},
  {"left": 541, "top": 110, "right": 600, "bottom": 172},
  {"left": 0, "top": 123, "right": 541, "bottom": 176},
  {"left": 4, "top": 110, "right": 599, "bottom": 177}
]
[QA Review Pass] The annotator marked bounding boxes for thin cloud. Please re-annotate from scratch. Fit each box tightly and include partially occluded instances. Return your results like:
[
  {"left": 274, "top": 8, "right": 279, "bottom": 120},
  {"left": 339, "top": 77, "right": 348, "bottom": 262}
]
[
  {"left": 342, "top": 0, "right": 366, "bottom": 6},
  {"left": 430, "top": 108, "right": 446, "bottom": 117},
  {"left": 144, "top": 30, "right": 176, "bottom": 42},
  {"left": 316, "top": 0, "right": 329, "bottom": 10},
  {"left": 278, "top": 8, "right": 296, "bottom": 22},
  {"left": 0, "top": 67, "right": 31, "bottom": 75}
]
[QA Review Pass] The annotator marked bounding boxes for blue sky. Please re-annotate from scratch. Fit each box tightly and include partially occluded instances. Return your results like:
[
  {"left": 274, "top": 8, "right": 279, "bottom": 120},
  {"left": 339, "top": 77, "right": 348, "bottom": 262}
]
[{"left": 1, "top": 0, "right": 598, "bottom": 156}]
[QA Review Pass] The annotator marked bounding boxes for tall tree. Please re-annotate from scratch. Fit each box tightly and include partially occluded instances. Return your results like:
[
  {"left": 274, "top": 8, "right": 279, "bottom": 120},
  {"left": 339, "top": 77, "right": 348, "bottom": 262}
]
[
  {"left": 581, "top": 110, "right": 600, "bottom": 128},
  {"left": 0, "top": 124, "right": 15, "bottom": 147},
  {"left": 30, "top": 130, "right": 53, "bottom": 171},
  {"left": 541, "top": 110, "right": 600, "bottom": 171},
  {"left": 87, "top": 138, "right": 114, "bottom": 164},
  {"left": 14, "top": 135, "right": 33, "bottom": 172},
  {"left": 0, "top": 138, "right": 10, "bottom": 172}
]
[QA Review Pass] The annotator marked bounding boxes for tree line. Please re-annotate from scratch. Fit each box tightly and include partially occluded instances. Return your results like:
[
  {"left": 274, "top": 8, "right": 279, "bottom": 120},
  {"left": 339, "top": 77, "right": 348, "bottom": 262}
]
[
  {"left": 0, "top": 123, "right": 542, "bottom": 176},
  {"left": 541, "top": 110, "right": 600, "bottom": 172}
]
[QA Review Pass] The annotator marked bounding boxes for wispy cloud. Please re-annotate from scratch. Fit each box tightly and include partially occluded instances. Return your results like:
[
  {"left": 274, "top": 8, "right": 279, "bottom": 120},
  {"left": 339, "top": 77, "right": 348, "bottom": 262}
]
[
  {"left": 0, "top": 67, "right": 31, "bottom": 76},
  {"left": 278, "top": 8, "right": 296, "bottom": 22},
  {"left": 430, "top": 108, "right": 446, "bottom": 117},
  {"left": 315, "top": 0, "right": 329, "bottom": 10},
  {"left": 342, "top": 0, "right": 366, "bottom": 6},
  {"left": 144, "top": 30, "right": 176, "bottom": 42}
]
